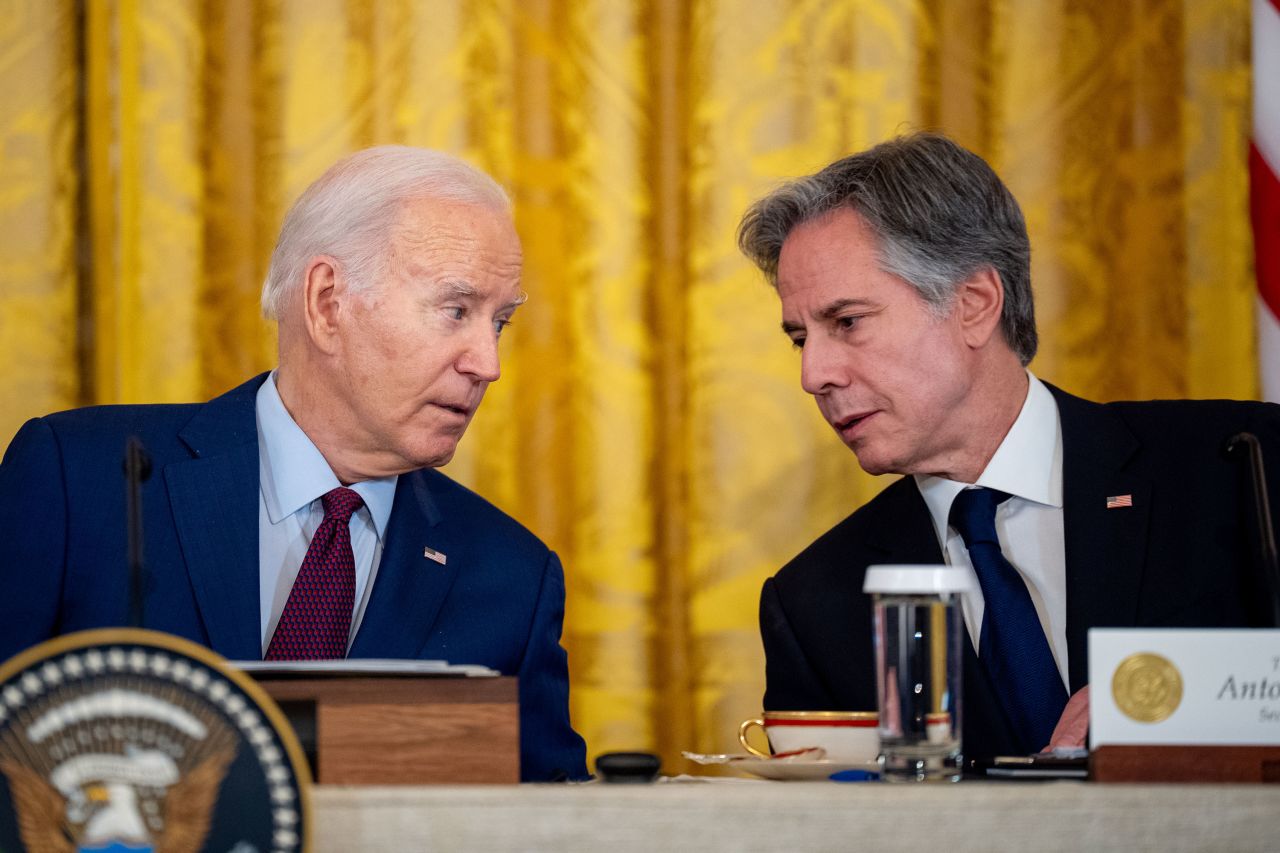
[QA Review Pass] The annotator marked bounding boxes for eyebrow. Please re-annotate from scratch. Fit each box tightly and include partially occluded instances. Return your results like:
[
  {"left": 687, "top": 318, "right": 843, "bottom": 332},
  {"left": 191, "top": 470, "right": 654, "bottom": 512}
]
[
  {"left": 780, "top": 298, "right": 877, "bottom": 334},
  {"left": 817, "top": 297, "right": 876, "bottom": 319},
  {"left": 440, "top": 280, "right": 529, "bottom": 312},
  {"left": 442, "top": 280, "right": 480, "bottom": 300}
]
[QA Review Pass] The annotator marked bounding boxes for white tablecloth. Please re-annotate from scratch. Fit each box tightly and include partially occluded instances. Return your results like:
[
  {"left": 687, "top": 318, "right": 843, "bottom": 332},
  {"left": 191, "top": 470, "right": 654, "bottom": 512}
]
[{"left": 311, "top": 779, "right": 1280, "bottom": 851}]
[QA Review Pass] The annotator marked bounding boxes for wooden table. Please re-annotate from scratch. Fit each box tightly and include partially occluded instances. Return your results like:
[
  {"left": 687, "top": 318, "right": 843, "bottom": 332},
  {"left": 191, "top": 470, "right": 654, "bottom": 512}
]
[{"left": 310, "top": 779, "right": 1280, "bottom": 851}]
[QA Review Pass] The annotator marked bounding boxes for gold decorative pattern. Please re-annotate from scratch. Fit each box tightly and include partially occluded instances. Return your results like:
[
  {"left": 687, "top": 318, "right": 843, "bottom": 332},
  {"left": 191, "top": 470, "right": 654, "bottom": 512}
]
[{"left": 0, "top": 0, "right": 79, "bottom": 444}]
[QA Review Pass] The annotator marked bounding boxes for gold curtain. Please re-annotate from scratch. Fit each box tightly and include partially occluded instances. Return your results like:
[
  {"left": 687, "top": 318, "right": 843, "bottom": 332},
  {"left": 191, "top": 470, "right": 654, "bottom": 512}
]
[{"left": 0, "top": 0, "right": 1258, "bottom": 772}]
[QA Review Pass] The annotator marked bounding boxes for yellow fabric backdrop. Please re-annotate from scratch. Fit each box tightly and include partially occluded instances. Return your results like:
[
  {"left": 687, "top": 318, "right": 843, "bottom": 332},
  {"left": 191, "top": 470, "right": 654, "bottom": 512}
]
[{"left": 0, "top": 0, "right": 1259, "bottom": 772}]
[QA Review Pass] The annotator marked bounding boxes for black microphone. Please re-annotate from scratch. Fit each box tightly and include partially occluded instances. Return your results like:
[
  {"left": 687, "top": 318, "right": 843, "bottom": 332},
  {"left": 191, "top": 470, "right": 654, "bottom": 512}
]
[
  {"left": 122, "top": 437, "right": 152, "bottom": 629},
  {"left": 1226, "top": 432, "right": 1280, "bottom": 627}
]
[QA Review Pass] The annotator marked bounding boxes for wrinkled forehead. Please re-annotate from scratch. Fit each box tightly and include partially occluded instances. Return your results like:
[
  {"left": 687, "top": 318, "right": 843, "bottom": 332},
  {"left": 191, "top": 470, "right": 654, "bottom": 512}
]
[
  {"left": 382, "top": 198, "right": 523, "bottom": 296},
  {"left": 389, "top": 196, "right": 519, "bottom": 254}
]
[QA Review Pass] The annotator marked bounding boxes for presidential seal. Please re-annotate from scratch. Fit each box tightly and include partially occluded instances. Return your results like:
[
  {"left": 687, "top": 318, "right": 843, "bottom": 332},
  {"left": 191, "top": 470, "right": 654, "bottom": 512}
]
[
  {"left": 1112, "top": 652, "right": 1183, "bottom": 723},
  {"left": 0, "top": 629, "right": 310, "bottom": 853}
]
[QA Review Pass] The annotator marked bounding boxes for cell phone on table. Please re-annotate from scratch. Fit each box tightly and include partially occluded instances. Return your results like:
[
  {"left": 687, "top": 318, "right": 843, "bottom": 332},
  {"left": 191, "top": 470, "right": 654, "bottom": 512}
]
[{"left": 970, "top": 753, "right": 1089, "bottom": 779}]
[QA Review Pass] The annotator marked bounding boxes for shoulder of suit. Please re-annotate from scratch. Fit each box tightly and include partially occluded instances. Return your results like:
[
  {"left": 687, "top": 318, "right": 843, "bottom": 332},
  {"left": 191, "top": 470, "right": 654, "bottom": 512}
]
[
  {"left": 32, "top": 402, "right": 205, "bottom": 451},
  {"left": 32, "top": 373, "right": 266, "bottom": 441},
  {"left": 775, "top": 475, "right": 917, "bottom": 588},
  {"left": 1076, "top": 394, "right": 1280, "bottom": 445},
  {"left": 6, "top": 403, "right": 217, "bottom": 478},
  {"left": 413, "top": 467, "right": 551, "bottom": 556},
  {"left": 1048, "top": 381, "right": 1277, "bottom": 421},
  {"left": 40, "top": 401, "right": 204, "bottom": 427},
  {"left": 1102, "top": 396, "right": 1279, "bottom": 422},
  {"left": 22, "top": 374, "right": 269, "bottom": 462}
]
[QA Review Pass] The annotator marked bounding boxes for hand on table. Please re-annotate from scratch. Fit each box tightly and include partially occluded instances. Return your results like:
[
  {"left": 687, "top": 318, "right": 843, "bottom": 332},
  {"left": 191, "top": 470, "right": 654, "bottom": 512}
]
[{"left": 1043, "top": 685, "right": 1090, "bottom": 751}]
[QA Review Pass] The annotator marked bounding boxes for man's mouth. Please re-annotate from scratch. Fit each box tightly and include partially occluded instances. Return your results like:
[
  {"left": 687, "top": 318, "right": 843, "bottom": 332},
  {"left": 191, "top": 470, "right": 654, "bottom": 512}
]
[
  {"left": 832, "top": 411, "right": 877, "bottom": 439},
  {"left": 434, "top": 402, "right": 472, "bottom": 418}
]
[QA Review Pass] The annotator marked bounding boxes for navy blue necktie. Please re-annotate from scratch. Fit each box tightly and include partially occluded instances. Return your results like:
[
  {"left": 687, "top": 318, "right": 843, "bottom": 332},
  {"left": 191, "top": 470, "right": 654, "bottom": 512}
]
[{"left": 950, "top": 487, "right": 1068, "bottom": 752}]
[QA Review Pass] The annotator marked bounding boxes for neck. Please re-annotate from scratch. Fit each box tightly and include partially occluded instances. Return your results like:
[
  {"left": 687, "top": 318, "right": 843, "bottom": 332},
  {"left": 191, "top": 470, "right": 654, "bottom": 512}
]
[
  {"left": 274, "top": 352, "right": 375, "bottom": 486},
  {"left": 932, "top": 362, "right": 1029, "bottom": 483}
]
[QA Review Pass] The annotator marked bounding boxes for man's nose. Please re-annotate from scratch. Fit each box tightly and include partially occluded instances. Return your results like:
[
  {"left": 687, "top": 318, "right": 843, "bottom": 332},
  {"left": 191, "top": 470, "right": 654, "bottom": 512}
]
[
  {"left": 457, "top": 325, "right": 502, "bottom": 383},
  {"left": 799, "top": 336, "right": 846, "bottom": 396}
]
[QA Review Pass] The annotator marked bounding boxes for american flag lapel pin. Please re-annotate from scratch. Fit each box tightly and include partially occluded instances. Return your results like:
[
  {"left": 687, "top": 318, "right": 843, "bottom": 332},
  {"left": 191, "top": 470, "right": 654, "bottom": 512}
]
[
  {"left": 423, "top": 546, "right": 448, "bottom": 565},
  {"left": 1105, "top": 494, "right": 1133, "bottom": 509}
]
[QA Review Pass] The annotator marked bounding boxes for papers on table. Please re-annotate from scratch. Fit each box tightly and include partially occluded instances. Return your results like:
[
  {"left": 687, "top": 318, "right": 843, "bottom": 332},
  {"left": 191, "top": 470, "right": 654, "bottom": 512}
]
[{"left": 230, "top": 659, "right": 499, "bottom": 677}]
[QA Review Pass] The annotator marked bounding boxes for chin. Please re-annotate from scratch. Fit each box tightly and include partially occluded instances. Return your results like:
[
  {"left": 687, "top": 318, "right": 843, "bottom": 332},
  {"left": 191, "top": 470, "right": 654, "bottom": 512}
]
[
  {"left": 396, "top": 436, "right": 462, "bottom": 471},
  {"left": 416, "top": 447, "right": 458, "bottom": 469},
  {"left": 854, "top": 459, "right": 895, "bottom": 477},
  {"left": 849, "top": 446, "right": 900, "bottom": 477}
]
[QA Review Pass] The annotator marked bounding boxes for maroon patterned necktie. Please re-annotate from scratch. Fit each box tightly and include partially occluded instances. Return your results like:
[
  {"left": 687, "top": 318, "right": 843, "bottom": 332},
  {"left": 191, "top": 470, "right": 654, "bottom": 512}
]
[{"left": 265, "top": 487, "right": 364, "bottom": 660}]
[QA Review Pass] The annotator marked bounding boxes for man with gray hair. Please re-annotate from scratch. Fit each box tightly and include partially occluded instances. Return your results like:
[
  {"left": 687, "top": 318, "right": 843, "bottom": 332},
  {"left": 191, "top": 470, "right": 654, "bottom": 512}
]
[
  {"left": 0, "top": 146, "right": 587, "bottom": 781},
  {"left": 738, "top": 132, "right": 1280, "bottom": 762}
]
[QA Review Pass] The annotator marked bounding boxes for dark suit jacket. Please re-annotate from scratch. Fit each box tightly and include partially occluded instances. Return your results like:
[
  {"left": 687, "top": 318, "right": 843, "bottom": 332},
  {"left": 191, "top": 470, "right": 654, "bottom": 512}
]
[
  {"left": 761, "top": 385, "right": 1280, "bottom": 760},
  {"left": 0, "top": 374, "right": 587, "bottom": 781}
]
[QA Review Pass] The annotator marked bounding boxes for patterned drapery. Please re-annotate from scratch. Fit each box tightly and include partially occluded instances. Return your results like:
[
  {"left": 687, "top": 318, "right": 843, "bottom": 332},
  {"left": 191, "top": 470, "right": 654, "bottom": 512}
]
[{"left": 0, "top": 0, "right": 1257, "bottom": 771}]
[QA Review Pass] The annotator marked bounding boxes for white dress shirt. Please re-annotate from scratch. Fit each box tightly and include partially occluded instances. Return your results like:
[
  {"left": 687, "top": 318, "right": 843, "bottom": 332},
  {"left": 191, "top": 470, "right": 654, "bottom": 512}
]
[
  {"left": 913, "top": 373, "right": 1069, "bottom": 688},
  {"left": 255, "top": 372, "right": 398, "bottom": 655}
]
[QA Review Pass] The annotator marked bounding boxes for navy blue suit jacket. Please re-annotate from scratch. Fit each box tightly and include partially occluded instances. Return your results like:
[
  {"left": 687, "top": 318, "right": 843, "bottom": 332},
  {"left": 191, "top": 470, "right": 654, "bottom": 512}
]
[
  {"left": 761, "top": 386, "right": 1280, "bottom": 761},
  {"left": 0, "top": 374, "right": 586, "bottom": 781}
]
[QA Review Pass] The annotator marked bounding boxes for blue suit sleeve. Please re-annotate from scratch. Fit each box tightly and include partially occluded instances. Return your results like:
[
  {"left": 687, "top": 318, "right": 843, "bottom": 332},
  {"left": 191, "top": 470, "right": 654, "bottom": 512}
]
[
  {"left": 515, "top": 550, "right": 587, "bottom": 781},
  {"left": 0, "top": 418, "right": 68, "bottom": 660}
]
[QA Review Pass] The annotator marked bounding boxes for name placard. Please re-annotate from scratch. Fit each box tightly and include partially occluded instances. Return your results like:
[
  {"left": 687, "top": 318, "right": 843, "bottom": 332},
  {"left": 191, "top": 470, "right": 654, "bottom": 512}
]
[{"left": 1088, "top": 629, "right": 1280, "bottom": 747}]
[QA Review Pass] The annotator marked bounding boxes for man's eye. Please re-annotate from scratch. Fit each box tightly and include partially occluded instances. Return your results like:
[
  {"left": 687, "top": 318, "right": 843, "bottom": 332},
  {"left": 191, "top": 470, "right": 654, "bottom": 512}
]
[
  {"left": 790, "top": 337, "right": 806, "bottom": 350},
  {"left": 445, "top": 306, "right": 465, "bottom": 320},
  {"left": 836, "top": 315, "right": 859, "bottom": 330},
  {"left": 494, "top": 318, "right": 512, "bottom": 336}
]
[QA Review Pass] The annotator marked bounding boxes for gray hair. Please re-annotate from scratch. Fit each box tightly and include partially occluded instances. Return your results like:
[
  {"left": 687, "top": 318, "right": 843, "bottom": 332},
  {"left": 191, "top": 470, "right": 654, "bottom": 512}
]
[
  {"left": 737, "top": 132, "right": 1037, "bottom": 365},
  {"left": 261, "top": 145, "right": 511, "bottom": 320}
]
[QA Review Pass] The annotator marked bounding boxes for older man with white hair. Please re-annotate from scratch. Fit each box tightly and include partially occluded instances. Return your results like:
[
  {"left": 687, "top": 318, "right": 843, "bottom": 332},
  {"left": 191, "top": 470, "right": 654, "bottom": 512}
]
[{"left": 0, "top": 147, "right": 587, "bottom": 782}]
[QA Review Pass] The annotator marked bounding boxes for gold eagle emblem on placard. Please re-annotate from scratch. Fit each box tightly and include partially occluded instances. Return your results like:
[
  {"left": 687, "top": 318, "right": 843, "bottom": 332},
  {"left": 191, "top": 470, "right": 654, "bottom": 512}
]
[{"left": 1112, "top": 652, "right": 1183, "bottom": 723}]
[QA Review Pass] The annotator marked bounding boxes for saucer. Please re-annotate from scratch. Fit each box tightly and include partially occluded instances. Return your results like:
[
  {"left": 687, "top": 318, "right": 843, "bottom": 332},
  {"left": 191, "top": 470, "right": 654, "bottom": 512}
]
[
  {"left": 735, "top": 759, "right": 880, "bottom": 781},
  {"left": 681, "top": 750, "right": 879, "bottom": 782}
]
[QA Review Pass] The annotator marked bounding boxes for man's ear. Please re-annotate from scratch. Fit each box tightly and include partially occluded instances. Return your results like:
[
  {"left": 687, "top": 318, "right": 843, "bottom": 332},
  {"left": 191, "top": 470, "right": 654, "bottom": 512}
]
[
  {"left": 301, "top": 256, "right": 343, "bottom": 355},
  {"left": 956, "top": 265, "right": 1005, "bottom": 349}
]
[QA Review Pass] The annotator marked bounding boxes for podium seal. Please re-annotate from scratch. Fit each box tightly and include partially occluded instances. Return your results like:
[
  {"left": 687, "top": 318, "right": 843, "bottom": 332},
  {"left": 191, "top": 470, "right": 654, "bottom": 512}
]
[
  {"left": 0, "top": 629, "right": 310, "bottom": 852},
  {"left": 1111, "top": 652, "right": 1183, "bottom": 723}
]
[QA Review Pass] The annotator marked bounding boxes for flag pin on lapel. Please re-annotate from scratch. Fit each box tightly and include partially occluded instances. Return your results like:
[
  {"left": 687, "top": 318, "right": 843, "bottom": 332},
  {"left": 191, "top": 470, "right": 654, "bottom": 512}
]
[
  {"left": 423, "top": 546, "right": 448, "bottom": 565},
  {"left": 1106, "top": 494, "right": 1133, "bottom": 509}
]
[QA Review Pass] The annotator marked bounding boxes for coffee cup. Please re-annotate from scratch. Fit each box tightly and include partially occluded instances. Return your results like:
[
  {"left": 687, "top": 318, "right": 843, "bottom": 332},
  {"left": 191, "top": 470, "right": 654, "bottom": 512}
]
[{"left": 737, "top": 711, "right": 879, "bottom": 762}]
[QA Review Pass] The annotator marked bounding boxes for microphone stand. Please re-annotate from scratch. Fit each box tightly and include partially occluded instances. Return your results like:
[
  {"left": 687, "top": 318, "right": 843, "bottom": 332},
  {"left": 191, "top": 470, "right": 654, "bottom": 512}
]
[
  {"left": 123, "top": 437, "right": 152, "bottom": 629},
  {"left": 1227, "top": 432, "right": 1280, "bottom": 627}
]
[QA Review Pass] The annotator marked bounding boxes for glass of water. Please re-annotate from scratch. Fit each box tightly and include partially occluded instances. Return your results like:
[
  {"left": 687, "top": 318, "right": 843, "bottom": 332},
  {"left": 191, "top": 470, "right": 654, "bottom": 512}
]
[{"left": 864, "top": 565, "right": 973, "bottom": 782}]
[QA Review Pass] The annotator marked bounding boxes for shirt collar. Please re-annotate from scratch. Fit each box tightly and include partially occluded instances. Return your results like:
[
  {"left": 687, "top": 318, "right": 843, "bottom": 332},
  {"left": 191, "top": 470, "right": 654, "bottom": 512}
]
[
  {"left": 255, "top": 371, "right": 398, "bottom": 540},
  {"left": 914, "top": 371, "right": 1063, "bottom": 546}
]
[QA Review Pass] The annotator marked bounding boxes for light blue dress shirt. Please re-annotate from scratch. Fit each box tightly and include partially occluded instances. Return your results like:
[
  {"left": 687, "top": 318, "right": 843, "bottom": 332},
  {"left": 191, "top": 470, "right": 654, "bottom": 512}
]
[{"left": 255, "top": 372, "right": 398, "bottom": 655}]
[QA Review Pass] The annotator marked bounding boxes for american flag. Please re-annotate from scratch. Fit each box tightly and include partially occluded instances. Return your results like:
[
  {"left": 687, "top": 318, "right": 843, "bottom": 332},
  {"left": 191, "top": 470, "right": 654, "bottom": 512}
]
[
  {"left": 1106, "top": 495, "right": 1133, "bottom": 509},
  {"left": 1254, "top": 0, "right": 1280, "bottom": 402}
]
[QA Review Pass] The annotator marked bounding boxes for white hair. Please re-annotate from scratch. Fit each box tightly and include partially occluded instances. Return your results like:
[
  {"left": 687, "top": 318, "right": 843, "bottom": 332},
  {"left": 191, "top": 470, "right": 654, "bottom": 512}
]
[{"left": 261, "top": 145, "right": 511, "bottom": 320}]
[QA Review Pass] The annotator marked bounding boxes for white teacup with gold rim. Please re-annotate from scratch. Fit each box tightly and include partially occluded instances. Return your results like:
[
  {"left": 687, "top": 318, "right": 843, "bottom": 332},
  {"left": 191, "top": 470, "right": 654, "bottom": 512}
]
[{"left": 738, "top": 711, "right": 880, "bottom": 762}]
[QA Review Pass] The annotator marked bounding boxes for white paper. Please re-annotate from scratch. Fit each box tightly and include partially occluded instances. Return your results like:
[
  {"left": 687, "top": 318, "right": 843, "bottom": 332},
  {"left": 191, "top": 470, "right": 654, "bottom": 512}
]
[{"left": 230, "top": 659, "right": 499, "bottom": 677}]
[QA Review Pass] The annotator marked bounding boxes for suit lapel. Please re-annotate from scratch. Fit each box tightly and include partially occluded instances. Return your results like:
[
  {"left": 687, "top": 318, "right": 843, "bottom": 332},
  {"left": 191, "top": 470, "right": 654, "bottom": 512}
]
[
  {"left": 865, "top": 477, "right": 945, "bottom": 563},
  {"left": 349, "top": 470, "right": 458, "bottom": 658},
  {"left": 1050, "top": 385, "right": 1151, "bottom": 690},
  {"left": 165, "top": 375, "right": 267, "bottom": 660}
]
